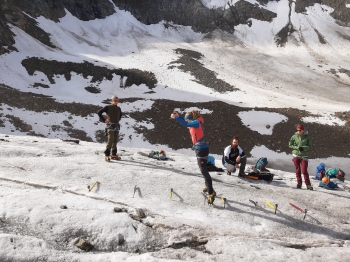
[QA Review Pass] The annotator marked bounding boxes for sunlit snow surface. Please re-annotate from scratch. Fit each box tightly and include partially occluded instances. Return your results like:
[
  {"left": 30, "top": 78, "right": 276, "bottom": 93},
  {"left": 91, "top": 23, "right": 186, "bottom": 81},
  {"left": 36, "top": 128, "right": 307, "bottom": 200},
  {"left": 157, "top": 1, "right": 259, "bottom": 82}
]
[{"left": 0, "top": 134, "right": 349, "bottom": 261}]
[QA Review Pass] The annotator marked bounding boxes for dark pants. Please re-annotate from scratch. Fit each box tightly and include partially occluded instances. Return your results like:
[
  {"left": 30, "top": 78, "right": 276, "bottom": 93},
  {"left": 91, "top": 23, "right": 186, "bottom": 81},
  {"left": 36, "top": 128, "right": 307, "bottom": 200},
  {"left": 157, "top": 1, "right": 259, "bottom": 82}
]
[
  {"left": 238, "top": 157, "right": 247, "bottom": 174},
  {"left": 195, "top": 147, "right": 214, "bottom": 194},
  {"left": 293, "top": 157, "right": 311, "bottom": 185},
  {"left": 105, "top": 130, "right": 119, "bottom": 156}
]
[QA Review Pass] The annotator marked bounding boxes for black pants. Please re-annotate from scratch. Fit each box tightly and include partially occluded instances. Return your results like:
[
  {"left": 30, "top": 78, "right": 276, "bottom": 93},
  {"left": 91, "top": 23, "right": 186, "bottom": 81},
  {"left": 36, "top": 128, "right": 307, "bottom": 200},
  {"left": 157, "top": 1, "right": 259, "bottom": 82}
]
[{"left": 195, "top": 147, "right": 214, "bottom": 194}]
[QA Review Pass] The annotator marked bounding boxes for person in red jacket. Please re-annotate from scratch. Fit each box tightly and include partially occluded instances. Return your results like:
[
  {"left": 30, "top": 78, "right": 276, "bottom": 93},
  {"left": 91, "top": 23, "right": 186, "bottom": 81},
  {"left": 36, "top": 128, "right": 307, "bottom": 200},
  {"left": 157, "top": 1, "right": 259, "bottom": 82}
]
[{"left": 171, "top": 110, "right": 216, "bottom": 204}]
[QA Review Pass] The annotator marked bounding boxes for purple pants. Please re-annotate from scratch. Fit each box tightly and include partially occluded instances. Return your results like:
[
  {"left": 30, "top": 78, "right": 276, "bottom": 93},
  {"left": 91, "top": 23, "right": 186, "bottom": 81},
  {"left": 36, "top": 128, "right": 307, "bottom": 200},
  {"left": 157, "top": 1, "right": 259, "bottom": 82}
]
[{"left": 292, "top": 157, "right": 311, "bottom": 185}]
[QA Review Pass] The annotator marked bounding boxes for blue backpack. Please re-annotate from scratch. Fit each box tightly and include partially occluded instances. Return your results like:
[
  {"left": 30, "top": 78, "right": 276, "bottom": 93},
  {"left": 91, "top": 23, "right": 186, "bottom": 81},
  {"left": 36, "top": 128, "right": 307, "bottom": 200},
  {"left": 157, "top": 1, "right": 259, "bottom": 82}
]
[
  {"left": 319, "top": 181, "right": 338, "bottom": 190},
  {"left": 315, "top": 163, "right": 326, "bottom": 180},
  {"left": 254, "top": 157, "right": 268, "bottom": 171},
  {"left": 207, "top": 155, "right": 215, "bottom": 166}
]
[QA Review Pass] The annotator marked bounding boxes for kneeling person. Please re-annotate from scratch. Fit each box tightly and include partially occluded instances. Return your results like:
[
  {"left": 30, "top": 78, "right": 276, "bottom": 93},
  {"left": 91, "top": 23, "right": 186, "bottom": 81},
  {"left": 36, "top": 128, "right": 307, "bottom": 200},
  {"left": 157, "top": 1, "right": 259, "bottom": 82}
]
[{"left": 222, "top": 136, "right": 247, "bottom": 177}]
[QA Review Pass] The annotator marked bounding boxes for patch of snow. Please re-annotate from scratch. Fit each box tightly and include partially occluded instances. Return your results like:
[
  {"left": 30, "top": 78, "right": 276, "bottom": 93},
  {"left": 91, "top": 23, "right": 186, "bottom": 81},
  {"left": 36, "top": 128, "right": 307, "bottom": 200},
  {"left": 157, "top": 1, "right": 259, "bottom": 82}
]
[
  {"left": 238, "top": 110, "right": 288, "bottom": 135},
  {"left": 301, "top": 113, "right": 347, "bottom": 126},
  {"left": 173, "top": 107, "right": 213, "bottom": 114}
]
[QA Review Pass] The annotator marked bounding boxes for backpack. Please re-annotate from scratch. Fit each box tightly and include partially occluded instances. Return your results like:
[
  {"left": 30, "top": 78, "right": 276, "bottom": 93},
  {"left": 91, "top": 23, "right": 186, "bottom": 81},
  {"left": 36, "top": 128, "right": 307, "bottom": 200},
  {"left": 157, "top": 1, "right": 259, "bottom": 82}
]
[
  {"left": 148, "top": 150, "right": 167, "bottom": 160},
  {"left": 319, "top": 181, "right": 338, "bottom": 190},
  {"left": 325, "top": 168, "right": 339, "bottom": 178},
  {"left": 254, "top": 157, "right": 268, "bottom": 172},
  {"left": 207, "top": 155, "right": 215, "bottom": 166},
  {"left": 337, "top": 169, "right": 345, "bottom": 182},
  {"left": 315, "top": 163, "right": 326, "bottom": 180}
]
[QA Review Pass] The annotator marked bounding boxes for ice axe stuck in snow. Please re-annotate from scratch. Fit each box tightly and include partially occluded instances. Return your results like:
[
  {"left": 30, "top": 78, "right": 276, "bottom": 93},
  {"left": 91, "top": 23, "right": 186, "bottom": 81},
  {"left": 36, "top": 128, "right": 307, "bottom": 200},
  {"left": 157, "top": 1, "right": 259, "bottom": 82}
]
[
  {"left": 220, "top": 197, "right": 227, "bottom": 208},
  {"left": 133, "top": 185, "right": 138, "bottom": 198},
  {"left": 290, "top": 203, "right": 308, "bottom": 220},
  {"left": 266, "top": 200, "right": 278, "bottom": 214},
  {"left": 88, "top": 181, "right": 99, "bottom": 192}
]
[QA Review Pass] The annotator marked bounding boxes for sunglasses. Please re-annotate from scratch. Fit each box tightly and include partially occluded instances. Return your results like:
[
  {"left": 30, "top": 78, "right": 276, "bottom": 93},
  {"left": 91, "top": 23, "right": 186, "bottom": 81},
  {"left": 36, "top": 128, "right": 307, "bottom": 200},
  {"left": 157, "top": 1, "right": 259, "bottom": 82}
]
[{"left": 297, "top": 130, "right": 303, "bottom": 132}]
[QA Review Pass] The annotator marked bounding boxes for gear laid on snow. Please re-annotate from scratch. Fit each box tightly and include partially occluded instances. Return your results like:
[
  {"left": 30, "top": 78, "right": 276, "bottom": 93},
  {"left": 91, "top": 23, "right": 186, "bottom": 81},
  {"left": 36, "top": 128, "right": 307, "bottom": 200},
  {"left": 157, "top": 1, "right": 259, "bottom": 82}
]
[{"left": 111, "top": 155, "right": 121, "bottom": 160}]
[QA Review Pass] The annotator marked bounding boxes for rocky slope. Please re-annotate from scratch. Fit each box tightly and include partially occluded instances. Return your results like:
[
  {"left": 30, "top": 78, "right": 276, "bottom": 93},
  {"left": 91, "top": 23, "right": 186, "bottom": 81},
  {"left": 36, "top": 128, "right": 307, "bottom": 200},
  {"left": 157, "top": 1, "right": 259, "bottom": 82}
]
[
  {"left": 0, "top": 0, "right": 350, "bottom": 162},
  {"left": 1, "top": 0, "right": 350, "bottom": 55}
]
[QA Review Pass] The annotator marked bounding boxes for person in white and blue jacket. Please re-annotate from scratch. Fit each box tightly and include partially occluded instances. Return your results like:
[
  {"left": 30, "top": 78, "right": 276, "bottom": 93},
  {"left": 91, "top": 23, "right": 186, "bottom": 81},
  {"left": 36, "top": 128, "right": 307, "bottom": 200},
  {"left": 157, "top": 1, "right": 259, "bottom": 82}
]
[{"left": 222, "top": 136, "right": 247, "bottom": 176}]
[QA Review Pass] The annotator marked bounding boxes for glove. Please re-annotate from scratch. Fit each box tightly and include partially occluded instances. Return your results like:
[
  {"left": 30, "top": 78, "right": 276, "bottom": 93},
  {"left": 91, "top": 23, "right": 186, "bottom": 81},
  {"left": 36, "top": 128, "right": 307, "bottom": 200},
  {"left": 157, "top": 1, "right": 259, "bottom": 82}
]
[{"left": 298, "top": 147, "right": 303, "bottom": 152}]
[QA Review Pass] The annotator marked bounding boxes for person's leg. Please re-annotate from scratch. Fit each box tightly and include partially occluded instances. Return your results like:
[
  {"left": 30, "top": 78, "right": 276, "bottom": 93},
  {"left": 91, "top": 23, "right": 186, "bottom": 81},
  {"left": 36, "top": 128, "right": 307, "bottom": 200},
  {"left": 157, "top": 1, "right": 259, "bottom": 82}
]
[
  {"left": 196, "top": 147, "right": 214, "bottom": 194},
  {"left": 111, "top": 131, "right": 119, "bottom": 155},
  {"left": 301, "top": 159, "right": 311, "bottom": 185},
  {"left": 105, "top": 130, "right": 113, "bottom": 156},
  {"left": 226, "top": 164, "right": 236, "bottom": 174},
  {"left": 292, "top": 158, "right": 302, "bottom": 185},
  {"left": 239, "top": 157, "right": 247, "bottom": 174}
]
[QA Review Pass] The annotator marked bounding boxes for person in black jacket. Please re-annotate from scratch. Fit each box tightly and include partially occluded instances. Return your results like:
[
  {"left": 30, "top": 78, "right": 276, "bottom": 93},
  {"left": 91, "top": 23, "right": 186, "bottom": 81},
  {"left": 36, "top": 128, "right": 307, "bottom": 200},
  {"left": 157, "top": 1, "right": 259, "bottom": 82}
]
[
  {"left": 222, "top": 136, "right": 247, "bottom": 176},
  {"left": 97, "top": 95, "right": 122, "bottom": 161}
]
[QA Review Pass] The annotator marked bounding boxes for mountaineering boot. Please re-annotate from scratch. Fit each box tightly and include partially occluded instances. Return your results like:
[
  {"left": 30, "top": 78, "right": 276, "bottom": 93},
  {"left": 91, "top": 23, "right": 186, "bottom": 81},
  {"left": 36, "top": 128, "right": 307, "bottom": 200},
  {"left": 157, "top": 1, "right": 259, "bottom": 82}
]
[
  {"left": 226, "top": 171, "right": 231, "bottom": 176},
  {"left": 238, "top": 172, "right": 246, "bottom": 178},
  {"left": 307, "top": 185, "right": 313, "bottom": 190},
  {"left": 207, "top": 190, "right": 216, "bottom": 204},
  {"left": 202, "top": 186, "right": 208, "bottom": 193},
  {"left": 111, "top": 155, "right": 121, "bottom": 160},
  {"left": 296, "top": 184, "right": 302, "bottom": 189},
  {"left": 105, "top": 156, "right": 110, "bottom": 162}
]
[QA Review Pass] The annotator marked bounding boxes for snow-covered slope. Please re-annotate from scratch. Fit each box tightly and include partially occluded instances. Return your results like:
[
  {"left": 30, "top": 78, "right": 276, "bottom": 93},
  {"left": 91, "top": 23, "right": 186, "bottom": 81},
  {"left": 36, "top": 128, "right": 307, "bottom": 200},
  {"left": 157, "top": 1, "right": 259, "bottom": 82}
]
[
  {"left": 0, "top": 2, "right": 349, "bottom": 180},
  {"left": 0, "top": 134, "right": 349, "bottom": 261}
]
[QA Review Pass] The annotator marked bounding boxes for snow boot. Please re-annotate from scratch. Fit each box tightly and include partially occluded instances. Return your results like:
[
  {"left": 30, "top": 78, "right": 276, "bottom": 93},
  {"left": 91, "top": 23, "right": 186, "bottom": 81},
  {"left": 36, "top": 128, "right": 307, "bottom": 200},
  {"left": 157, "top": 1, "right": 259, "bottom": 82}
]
[
  {"left": 307, "top": 185, "right": 313, "bottom": 190},
  {"left": 105, "top": 156, "right": 110, "bottom": 162},
  {"left": 296, "top": 184, "right": 302, "bottom": 189},
  {"left": 238, "top": 172, "right": 246, "bottom": 178},
  {"left": 207, "top": 190, "right": 216, "bottom": 204}
]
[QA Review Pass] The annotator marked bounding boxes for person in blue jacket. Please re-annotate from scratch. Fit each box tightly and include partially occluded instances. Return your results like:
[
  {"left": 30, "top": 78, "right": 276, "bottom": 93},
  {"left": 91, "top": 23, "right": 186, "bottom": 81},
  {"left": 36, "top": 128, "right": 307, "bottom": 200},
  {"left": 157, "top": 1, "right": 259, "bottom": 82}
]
[{"left": 171, "top": 110, "right": 216, "bottom": 204}]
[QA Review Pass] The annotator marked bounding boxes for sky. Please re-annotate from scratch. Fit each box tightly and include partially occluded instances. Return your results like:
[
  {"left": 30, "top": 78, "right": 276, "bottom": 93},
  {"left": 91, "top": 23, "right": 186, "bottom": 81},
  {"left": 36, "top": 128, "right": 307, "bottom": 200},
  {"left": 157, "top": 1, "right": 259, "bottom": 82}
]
[
  {"left": 0, "top": 1, "right": 350, "bottom": 260},
  {"left": 0, "top": 134, "right": 349, "bottom": 261}
]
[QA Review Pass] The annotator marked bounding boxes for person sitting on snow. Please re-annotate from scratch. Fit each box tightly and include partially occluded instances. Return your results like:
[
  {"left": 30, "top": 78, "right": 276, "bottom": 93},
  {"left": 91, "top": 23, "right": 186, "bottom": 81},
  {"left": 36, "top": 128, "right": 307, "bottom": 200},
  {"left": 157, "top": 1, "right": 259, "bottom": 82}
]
[{"left": 222, "top": 136, "right": 247, "bottom": 177}]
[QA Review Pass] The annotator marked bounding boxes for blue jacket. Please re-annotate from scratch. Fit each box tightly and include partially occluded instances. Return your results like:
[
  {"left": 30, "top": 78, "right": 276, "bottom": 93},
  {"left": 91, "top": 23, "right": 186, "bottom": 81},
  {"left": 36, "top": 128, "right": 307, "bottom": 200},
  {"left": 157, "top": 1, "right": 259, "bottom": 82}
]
[{"left": 175, "top": 116, "right": 208, "bottom": 150}]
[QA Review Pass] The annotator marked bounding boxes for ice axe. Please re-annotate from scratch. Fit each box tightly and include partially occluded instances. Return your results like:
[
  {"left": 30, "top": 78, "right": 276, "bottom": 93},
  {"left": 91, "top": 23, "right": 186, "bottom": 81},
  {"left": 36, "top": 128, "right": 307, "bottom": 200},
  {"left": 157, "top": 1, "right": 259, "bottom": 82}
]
[{"left": 88, "top": 181, "right": 99, "bottom": 192}]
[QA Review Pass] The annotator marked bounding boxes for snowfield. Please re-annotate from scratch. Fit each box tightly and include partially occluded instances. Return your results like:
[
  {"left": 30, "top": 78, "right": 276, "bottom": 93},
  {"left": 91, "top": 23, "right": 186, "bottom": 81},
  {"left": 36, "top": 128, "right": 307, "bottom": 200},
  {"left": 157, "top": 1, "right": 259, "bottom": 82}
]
[{"left": 0, "top": 134, "right": 349, "bottom": 261}]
